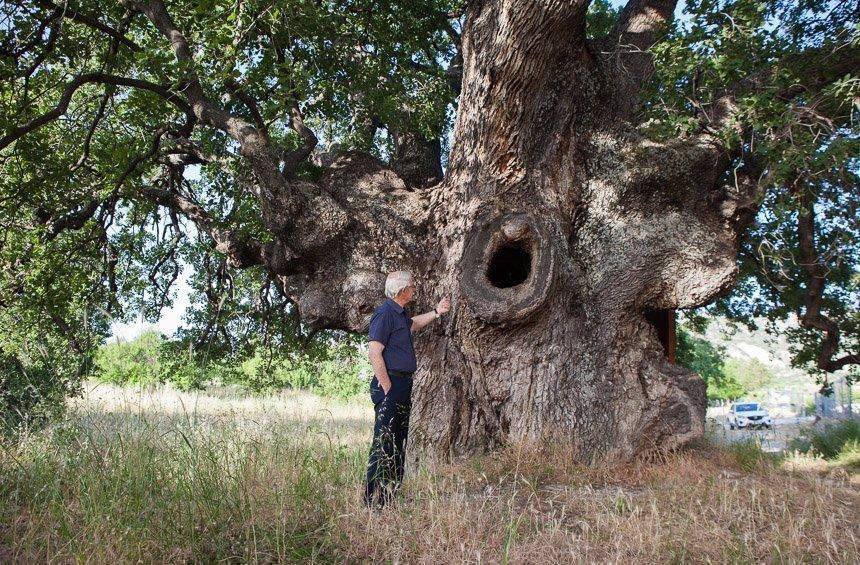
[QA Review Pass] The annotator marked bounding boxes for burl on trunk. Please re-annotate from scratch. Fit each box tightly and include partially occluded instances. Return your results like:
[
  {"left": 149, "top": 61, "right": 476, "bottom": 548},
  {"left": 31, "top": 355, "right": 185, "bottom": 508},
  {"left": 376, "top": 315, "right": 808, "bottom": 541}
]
[{"left": 280, "top": 1, "right": 756, "bottom": 465}]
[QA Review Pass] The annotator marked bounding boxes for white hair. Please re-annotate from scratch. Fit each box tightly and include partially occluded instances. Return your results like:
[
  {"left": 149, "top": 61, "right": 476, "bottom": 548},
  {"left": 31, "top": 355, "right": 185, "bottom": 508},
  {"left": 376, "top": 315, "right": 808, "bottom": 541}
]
[{"left": 384, "top": 271, "right": 413, "bottom": 299}]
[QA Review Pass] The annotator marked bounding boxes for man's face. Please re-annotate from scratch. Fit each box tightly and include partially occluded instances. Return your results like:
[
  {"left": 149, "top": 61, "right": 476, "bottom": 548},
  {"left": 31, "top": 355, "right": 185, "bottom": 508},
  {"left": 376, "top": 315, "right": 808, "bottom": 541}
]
[{"left": 399, "top": 281, "right": 416, "bottom": 304}]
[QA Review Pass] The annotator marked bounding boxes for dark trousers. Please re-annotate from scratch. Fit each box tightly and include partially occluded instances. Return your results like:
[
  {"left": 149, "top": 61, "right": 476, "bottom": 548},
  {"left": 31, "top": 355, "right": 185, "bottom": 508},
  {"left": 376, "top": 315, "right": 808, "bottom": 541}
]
[{"left": 364, "top": 373, "right": 412, "bottom": 507}]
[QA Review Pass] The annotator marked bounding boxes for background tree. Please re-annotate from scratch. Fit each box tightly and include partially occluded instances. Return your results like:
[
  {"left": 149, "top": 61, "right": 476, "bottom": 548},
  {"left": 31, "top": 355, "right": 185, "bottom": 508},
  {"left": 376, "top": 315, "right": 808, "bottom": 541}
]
[
  {"left": 724, "top": 357, "right": 773, "bottom": 394},
  {"left": 675, "top": 324, "right": 745, "bottom": 401},
  {"left": 0, "top": 0, "right": 857, "bottom": 460}
]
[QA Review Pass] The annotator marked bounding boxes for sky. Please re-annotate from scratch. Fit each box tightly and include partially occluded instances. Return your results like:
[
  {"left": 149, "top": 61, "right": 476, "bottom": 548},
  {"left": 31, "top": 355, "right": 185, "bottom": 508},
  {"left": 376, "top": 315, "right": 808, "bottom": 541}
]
[{"left": 108, "top": 267, "right": 192, "bottom": 342}]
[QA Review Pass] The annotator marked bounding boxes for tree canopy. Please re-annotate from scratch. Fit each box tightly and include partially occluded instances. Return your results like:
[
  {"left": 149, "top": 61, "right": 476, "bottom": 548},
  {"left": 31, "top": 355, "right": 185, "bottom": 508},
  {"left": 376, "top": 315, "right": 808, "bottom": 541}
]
[
  {"left": 0, "top": 0, "right": 857, "bottom": 423},
  {"left": 1, "top": 0, "right": 461, "bottom": 390}
]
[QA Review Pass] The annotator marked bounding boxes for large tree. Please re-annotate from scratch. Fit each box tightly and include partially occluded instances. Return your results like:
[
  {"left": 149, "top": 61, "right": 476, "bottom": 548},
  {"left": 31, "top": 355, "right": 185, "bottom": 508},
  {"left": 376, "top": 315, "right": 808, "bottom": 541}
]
[{"left": 1, "top": 0, "right": 857, "bottom": 461}]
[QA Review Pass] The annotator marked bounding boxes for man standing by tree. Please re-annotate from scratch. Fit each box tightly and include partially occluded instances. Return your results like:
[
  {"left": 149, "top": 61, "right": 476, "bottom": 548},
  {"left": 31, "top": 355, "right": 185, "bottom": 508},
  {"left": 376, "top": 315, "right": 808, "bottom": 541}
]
[{"left": 364, "top": 271, "right": 450, "bottom": 507}]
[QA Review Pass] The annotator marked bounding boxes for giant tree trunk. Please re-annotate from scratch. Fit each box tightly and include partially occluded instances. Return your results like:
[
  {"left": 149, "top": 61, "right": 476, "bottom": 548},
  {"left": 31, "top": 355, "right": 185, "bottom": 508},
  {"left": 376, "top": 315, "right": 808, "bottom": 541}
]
[
  {"left": 133, "top": 0, "right": 755, "bottom": 466},
  {"left": 286, "top": 1, "right": 758, "bottom": 465},
  {"left": 397, "top": 1, "right": 749, "bottom": 465}
]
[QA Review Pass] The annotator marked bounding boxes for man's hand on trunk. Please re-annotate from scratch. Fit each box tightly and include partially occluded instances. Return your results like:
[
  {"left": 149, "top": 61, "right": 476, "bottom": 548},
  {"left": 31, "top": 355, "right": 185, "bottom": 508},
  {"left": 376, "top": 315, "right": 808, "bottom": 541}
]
[
  {"left": 411, "top": 295, "right": 451, "bottom": 332},
  {"left": 436, "top": 296, "right": 451, "bottom": 315}
]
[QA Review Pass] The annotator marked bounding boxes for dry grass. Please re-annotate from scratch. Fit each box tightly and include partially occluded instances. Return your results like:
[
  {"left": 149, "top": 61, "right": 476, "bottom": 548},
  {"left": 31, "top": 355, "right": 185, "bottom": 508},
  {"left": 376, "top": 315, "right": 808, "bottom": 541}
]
[{"left": 1, "top": 382, "right": 857, "bottom": 563}]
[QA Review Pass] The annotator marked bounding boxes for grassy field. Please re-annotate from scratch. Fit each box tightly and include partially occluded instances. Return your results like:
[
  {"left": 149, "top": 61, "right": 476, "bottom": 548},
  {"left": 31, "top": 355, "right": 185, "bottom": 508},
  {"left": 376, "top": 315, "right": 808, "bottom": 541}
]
[{"left": 1, "top": 382, "right": 858, "bottom": 563}]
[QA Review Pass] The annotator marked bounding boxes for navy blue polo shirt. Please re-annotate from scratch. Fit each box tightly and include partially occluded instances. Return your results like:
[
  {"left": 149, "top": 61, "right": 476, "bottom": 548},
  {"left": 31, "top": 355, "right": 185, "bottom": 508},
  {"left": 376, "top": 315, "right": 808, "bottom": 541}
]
[{"left": 368, "top": 298, "right": 417, "bottom": 373}]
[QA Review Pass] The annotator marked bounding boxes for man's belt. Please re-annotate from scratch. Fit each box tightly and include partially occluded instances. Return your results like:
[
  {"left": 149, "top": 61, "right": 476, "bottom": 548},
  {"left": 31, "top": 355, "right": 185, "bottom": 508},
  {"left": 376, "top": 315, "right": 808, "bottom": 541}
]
[{"left": 388, "top": 370, "right": 414, "bottom": 378}]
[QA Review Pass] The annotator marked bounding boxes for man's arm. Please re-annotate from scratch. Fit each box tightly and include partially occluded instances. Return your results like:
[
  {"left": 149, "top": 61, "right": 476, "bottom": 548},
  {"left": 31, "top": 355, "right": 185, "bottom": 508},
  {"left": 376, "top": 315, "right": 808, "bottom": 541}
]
[
  {"left": 410, "top": 296, "right": 451, "bottom": 332},
  {"left": 410, "top": 310, "right": 438, "bottom": 332},
  {"left": 368, "top": 340, "right": 392, "bottom": 394}
]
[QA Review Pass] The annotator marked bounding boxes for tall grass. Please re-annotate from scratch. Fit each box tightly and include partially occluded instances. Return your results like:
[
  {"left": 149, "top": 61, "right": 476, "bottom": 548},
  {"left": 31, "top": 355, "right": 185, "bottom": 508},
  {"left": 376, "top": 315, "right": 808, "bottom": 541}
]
[
  {"left": 1, "top": 382, "right": 858, "bottom": 563},
  {"left": 2, "top": 383, "right": 371, "bottom": 562}
]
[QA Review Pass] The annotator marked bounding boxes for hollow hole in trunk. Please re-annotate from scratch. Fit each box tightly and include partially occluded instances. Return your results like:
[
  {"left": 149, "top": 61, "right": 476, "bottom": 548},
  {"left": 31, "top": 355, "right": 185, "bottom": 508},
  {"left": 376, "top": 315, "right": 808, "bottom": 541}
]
[
  {"left": 644, "top": 309, "right": 677, "bottom": 364},
  {"left": 486, "top": 243, "right": 532, "bottom": 288}
]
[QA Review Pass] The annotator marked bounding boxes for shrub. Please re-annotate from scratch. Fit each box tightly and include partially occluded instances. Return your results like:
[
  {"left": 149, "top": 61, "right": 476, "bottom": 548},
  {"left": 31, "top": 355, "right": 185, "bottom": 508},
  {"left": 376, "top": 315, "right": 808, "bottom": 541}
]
[
  {"left": 163, "top": 358, "right": 207, "bottom": 391},
  {"left": 314, "top": 359, "right": 371, "bottom": 399},
  {"left": 0, "top": 305, "right": 96, "bottom": 434},
  {"left": 92, "top": 331, "right": 373, "bottom": 398},
  {"left": 199, "top": 360, "right": 242, "bottom": 387},
  {"left": 247, "top": 342, "right": 371, "bottom": 399},
  {"left": 0, "top": 354, "right": 78, "bottom": 434},
  {"left": 94, "top": 331, "right": 166, "bottom": 387},
  {"left": 831, "top": 441, "right": 860, "bottom": 472},
  {"left": 94, "top": 332, "right": 213, "bottom": 391},
  {"left": 808, "top": 419, "right": 860, "bottom": 460},
  {"left": 728, "top": 439, "right": 778, "bottom": 472},
  {"left": 789, "top": 418, "right": 860, "bottom": 461}
]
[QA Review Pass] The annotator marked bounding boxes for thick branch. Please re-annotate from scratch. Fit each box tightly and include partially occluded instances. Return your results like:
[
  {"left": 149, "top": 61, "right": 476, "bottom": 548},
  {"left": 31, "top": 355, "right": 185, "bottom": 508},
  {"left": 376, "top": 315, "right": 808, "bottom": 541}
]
[
  {"left": 265, "top": 34, "right": 318, "bottom": 176},
  {"left": 225, "top": 79, "right": 267, "bottom": 133},
  {"left": 273, "top": 151, "right": 429, "bottom": 331},
  {"left": 136, "top": 185, "right": 294, "bottom": 271},
  {"left": 41, "top": 199, "right": 101, "bottom": 243},
  {"left": 593, "top": 0, "right": 678, "bottom": 120},
  {"left": 612, "top": 0, "right": 677, "bottom": 53},
  {"left": 281, "top": 99, "right": 318, "bottom": 177},
  {"left": 443, "top": 20, "right": 463, "bottom": 95},
  {"left": 137, "top": 0, "right": 323, "bottom": 244},
  {"left": 136, "top": 1, "right": 275, "bottom": 160},
  {"left": 794, "top": 179, "right": 858, "bottom": 373},
  {"left": 390, "top": 131, "right": 443, "bottom": 188},
  {"left": 160, "top": 138, "right": 239, "bottom": 170},
  {"left": 0, "top": 73, "right": 192, "bottom": 150}
]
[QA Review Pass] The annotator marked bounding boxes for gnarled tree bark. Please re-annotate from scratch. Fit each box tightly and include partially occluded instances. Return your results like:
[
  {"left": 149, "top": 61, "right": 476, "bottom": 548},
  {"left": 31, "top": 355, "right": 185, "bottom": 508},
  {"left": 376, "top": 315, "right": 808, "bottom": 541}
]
[{"left": 402, "top": 0, "right": 750, "bottom": 464}]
